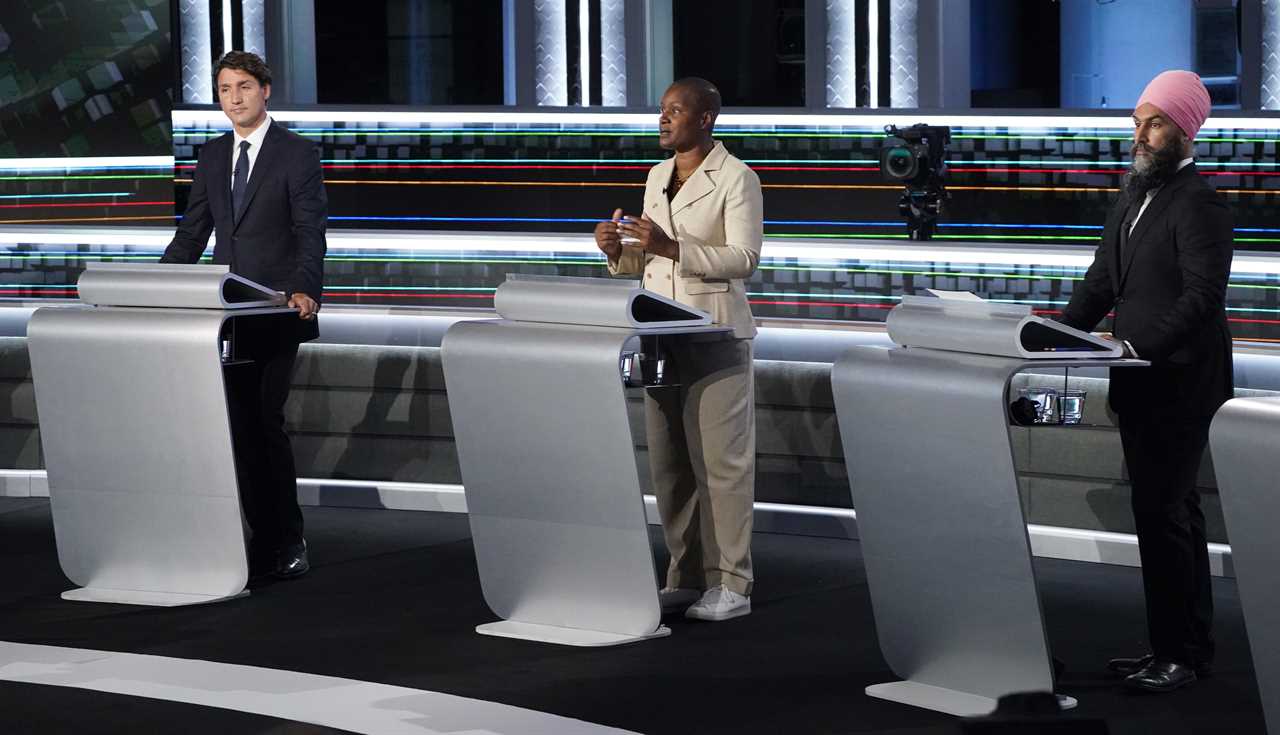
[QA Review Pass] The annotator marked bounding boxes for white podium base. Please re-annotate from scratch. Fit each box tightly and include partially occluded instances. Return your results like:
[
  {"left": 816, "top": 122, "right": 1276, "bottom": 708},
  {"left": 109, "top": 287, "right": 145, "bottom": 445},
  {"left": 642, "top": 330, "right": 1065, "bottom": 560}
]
[
  {"left": 476, "top": 620, "right": 671, "bottom": 647},
  {"left": 62, "top": 587, "right": 249, "bottom": 607},
  {"left": 867, "top": 681, "right": 997, "bottom": 717},
  {"left": 866, "top": 681, "right": 1078, "bottom": 717}
]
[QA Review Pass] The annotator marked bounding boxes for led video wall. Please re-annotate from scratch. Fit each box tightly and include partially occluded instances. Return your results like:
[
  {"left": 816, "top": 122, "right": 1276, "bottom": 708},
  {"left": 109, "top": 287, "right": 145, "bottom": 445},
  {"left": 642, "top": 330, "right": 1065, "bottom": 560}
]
[
  {"left": 167, "top": 110, "right": 1280, "bottom": 247},
  {"left": 4, "top": 110, "right": 1280, "bottom": 341}
]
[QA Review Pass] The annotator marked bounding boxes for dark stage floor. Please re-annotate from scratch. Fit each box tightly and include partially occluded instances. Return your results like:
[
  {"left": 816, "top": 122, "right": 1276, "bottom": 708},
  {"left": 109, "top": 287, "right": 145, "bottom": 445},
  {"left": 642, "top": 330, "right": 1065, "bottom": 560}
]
[{"left": 0, "top": 498, "right": 1267, "bottom": 734}]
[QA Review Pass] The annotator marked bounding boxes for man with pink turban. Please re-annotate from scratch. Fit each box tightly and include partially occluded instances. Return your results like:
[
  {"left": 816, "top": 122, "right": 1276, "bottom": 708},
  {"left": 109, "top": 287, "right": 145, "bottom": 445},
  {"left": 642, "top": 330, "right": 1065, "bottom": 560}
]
[{"left": 1060, "top": 70, "right": 1233, "bottom": 694}]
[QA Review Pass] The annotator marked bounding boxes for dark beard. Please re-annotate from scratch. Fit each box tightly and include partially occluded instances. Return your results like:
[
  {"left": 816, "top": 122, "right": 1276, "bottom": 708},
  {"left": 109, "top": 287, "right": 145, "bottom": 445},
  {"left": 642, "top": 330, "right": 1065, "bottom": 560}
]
[{"left": 1122, "top": 140, "right": 1184, "bottom": 200}]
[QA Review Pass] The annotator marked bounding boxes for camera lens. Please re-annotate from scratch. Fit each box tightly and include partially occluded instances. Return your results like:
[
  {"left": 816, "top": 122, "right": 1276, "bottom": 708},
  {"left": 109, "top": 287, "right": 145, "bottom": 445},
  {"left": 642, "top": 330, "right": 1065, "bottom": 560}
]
[{"left": 883, "top": 147, "right": 916, "bottom": 179}]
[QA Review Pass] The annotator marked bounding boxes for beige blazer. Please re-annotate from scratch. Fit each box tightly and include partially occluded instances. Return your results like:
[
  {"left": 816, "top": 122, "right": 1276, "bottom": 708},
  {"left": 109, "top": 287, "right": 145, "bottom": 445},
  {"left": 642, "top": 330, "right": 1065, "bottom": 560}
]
[{"left": 607, "top": 141, "right": 763, "bottom": 339}]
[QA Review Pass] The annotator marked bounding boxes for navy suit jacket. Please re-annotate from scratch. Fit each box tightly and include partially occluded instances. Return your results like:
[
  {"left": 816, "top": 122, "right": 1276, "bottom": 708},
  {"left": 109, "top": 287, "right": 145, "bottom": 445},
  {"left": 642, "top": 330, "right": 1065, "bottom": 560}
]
[
  {"left": 162, "top": 121, "right": 327, "bottom": 342},
  {"left": 1060, "top": 164, "right": 1234, "bottom": 418}
]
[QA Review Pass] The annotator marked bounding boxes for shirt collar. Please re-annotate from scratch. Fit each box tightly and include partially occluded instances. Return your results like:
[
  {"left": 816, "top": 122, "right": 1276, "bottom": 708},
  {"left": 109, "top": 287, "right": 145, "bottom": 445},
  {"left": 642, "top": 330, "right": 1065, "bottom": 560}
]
[
  {"left": 234, "top": 115, "right": 272, "bottom": 150},
  {"left": 1142, "top": 157, "right": 1196, "bottom": 202}
]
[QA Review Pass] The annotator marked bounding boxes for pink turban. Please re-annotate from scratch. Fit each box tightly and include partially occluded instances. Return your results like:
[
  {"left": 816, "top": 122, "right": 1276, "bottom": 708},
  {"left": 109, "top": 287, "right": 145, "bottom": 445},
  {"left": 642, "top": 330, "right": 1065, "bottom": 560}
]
[{"left": 1136, "top": 70, "right": 1211, "bottom": 140}]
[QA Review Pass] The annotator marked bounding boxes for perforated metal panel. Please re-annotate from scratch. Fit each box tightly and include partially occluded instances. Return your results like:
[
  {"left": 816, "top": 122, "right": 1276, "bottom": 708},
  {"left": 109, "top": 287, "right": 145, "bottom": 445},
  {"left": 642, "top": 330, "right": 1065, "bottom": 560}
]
[
  {"left": 600, "top": 0, "right": 627, "bottom": 107},
  {"left": 889, "top": 0, "right": 919, "bottom": 108},
  {"left": 535, "top": 0, "right": 569, "bottom": 106},
  {"left": 1263, "top": 0, "right": 1280, "bottom": 109},
  {"left": 179, "top": 0, "right": 213, "bottom": 104},
  {"left": 242, "top": 0, "right": 267, "bottom": 59},
  {"left": 825, "top": 0, "right": 857, "bottom": 107}
]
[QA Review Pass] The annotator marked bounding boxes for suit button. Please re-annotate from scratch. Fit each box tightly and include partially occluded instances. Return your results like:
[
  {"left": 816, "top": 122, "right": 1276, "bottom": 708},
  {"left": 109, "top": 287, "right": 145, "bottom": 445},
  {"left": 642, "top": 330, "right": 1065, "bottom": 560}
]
[
  {"left": 645, "top": 273, "right": 652, "bottom": 279},
  {"left": 1116, "top": 297, "right": 1125, "bottom": 304},
  {"left": 665, "top": 274, "right": 671, "bottom": 280}
]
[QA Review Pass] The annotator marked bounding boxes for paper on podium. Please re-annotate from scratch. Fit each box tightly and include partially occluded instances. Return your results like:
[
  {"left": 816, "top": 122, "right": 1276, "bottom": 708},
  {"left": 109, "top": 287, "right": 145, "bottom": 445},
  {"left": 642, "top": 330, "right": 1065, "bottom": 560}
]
[
  {"left": 493, "top": 274, "right": 712, "bottom": 329},
  {"left": 886, "top": 292, "right": 1124, "bottom": 359}
]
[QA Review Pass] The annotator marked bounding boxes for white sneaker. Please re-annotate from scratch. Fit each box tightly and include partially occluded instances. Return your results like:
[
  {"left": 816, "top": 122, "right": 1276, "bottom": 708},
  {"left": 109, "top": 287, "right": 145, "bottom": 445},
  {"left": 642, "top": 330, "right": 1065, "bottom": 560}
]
[
  {"left": 684, "top": 584, "right": 750, "bottom": 621},
  {"left": 658, "top": 587, "right": 700, "bottom": 612}
]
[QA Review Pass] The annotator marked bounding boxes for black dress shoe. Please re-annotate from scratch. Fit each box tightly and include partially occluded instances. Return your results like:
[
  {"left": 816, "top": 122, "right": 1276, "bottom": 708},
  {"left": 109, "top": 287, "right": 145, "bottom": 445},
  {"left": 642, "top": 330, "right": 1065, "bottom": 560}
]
[
  {"left": 1108, "top": 653, "right": 1154, "bottom": 676},
  {"left": 274, "top": 540, "right": 309, "bottom": 579},
  {"left": 1124, "top": 658, "right": 1197, "bottom": 693},
  {"left": 1108, "top": 653, "right": 1211, "bottom": 677}
]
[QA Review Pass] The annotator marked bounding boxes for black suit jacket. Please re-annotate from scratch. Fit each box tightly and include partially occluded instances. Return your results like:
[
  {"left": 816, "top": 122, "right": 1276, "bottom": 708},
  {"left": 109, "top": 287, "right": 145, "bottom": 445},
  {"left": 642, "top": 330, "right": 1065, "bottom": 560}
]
[
  {"left": 1060, "top": 163, "right": 1234, "bottom": 418},
  {"left": 162, "top": 121, "right": 327, "bottom": 342}
]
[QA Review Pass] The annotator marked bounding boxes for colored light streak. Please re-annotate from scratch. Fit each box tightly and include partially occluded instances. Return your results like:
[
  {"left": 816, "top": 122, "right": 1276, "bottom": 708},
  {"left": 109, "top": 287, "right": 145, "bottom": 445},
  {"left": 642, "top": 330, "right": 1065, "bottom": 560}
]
[
  {"left": 158, "top": 109, "right": 1118, "bottom": 127},
  {"left": 159, "top": 160, "right": 1280, "bottom": 180},
  {"left": 6, "top": 226, "right": 1280, "bottom": 275},
  {"left": 0, "top": 215, "right": 176, "bottom": 225},
  {"left": 307, "top": 179, "right": 647, "bottom": 188},
  {"left": 167, "top": 126, "right": 1280, "bottom": 145},
  {"left": 163, "top": 158, "right": 1280, "bottom": 169},
  {"left": 321, "top": 163, "right": 653, "bottom": 171},
  {"left": 0, "top": 201, "right": 172, "bottom": 210},
  {"left": 321, "top": 215, "right": 1116, "bottom": 232},
  {"left": 765, "top": 232, "right": 1101, "bottom": 242},
  {"left": 171, "top": 127, "right": 1155, "bottom": 142},
  {"left": 0, "top": 193, "right": 135, "bottom": 200},
  {"left": 166, "top": 125, "right": 1280, "bottom": 137},
  {"left": 0, "top": 289, "right": 78, "bottom": 296},
  {"left": 306, "top": 163, "right": 883, "bottom": 173},
  {"left": 166, "top": 175, "right": 1280, "bottom": 196},
  {"left": 0, "top": 174, "right": 172, "bottom": 181}
]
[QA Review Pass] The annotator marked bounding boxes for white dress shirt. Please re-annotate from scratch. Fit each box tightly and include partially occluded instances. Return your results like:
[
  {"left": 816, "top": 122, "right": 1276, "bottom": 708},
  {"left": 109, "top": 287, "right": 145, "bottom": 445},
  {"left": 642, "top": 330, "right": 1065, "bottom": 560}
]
[
  {"left": 231, "top": 115, "right": 272, "bottom": 190},
  {"left": 1130, "top": 157, "right": 1195, "bottom": 230}
]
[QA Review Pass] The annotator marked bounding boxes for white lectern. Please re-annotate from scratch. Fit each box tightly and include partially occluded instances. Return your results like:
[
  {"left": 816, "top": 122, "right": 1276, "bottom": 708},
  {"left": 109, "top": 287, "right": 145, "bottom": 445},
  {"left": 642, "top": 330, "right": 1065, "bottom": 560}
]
[
  {"left": 441, "top": 275, "right": 730, "bottom": 646},
  {"left": 1209, "top": 398, "right": 1280, "bottom": 733},
  {"left": 27, "top": 262, "right": 292, "bottom": 606},
  {"left": 832, "top": 295, "right": 1145, "bottom": 716}
]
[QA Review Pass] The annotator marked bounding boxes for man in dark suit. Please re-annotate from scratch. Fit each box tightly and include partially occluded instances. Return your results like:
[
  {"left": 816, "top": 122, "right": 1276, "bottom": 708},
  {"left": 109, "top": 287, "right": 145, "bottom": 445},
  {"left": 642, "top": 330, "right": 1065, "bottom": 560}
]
[
  {"left": 161, "top": 51, "right": 326, "bottom": 580},
  {"left": 1059, "top": 70, "right": 1233, "bottom": 693}
]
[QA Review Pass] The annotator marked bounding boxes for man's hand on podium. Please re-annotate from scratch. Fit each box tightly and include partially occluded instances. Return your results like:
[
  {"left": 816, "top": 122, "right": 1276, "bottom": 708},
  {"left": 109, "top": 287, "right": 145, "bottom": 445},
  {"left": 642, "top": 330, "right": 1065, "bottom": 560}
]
[
  {"left": 593, "top": 208, "right": 624, "bottom": 259},
  {"left": 1100, "top": 333, "right": 1138, "bottom": 358},
  {"left": 618, "top": 214, "right": 679, "bottom": 261},
  {"left": 289, "top": 292, "right": 319, "bottom": 320}
]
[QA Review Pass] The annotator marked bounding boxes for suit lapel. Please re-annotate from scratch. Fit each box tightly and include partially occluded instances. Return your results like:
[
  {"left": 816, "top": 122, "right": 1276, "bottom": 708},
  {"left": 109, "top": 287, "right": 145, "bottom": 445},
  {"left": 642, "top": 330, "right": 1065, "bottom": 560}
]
[
  {"left": 1102, "top": 201, "right": 1126, "bottom": 296},
  {"left": 1118, "top": 163, "right": 1197, "bottom": 287},
  {"left": 209, "top": 134, "right": 234, "bottom": 226},
  {"left": 668, "top": 141, "right": 725, "bottom": 214},
  {"left": 651, "top": 156, "right": 676, "bottom": 238},
  {"left": 232, "top": 123, "right": 282, "bottom": 230}
]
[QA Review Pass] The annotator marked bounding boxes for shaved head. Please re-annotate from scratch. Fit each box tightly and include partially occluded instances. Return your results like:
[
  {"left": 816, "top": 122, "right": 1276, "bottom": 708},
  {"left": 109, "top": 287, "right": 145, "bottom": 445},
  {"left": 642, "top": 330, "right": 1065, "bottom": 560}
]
[{"left": 670, "top": 77, "right": 722, "bottom": 121}]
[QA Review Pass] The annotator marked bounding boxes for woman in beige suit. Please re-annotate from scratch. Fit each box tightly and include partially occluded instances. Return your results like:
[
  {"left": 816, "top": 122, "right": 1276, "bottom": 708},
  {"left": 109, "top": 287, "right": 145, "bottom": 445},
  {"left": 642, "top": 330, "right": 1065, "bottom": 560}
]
[{"left": 593, "top": 78, "right": 763, "bottom": 621}]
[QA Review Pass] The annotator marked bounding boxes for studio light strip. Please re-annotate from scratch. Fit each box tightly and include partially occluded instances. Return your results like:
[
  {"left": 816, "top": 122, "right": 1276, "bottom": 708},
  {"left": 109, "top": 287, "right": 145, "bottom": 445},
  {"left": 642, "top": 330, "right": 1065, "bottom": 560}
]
[
  {"left": 170, "top": 109, "right": 1280, "bottom": 131},
  {"left": 4, "top": 227, "right": 1280, "bottom": 276},
  {"left": 0, "top": 156, "right": 175, "bottom": 171}
]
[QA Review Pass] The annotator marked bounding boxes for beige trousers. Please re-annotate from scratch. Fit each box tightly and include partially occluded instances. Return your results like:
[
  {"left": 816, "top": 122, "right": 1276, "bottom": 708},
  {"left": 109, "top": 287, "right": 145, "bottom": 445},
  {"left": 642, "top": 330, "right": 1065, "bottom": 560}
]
[{"left": 644, "top": 338, "right": 755, "bottom": 596}]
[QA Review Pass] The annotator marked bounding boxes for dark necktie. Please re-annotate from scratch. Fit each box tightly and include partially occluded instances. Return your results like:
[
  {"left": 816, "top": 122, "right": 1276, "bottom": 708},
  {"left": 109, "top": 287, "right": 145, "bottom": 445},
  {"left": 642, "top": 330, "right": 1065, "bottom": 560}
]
[{"left": 232, "top": 140, "right": 250, "bottom": 221}]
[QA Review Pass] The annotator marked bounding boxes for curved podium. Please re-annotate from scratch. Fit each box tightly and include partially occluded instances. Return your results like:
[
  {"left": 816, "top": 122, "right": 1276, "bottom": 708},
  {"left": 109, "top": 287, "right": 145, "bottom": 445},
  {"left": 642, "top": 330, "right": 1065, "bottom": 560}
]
[
  {"left": 28, "top": 263, "right": 293, "bottom": 607},
  {"left": 442, "top": 275, "right": 730, "bottom": 646},
  {"left": 1209, "top": 398, "right": 1280, "bottom": 733},
  {"left": 832, "top": 295, "right": 1144, "bottom": 716}
]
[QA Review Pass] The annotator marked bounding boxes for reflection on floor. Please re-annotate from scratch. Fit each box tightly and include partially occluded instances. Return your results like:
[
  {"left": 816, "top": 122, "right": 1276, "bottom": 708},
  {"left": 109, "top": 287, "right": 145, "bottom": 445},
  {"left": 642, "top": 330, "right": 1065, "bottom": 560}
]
[{"left": 0, "top": 499, "right": 1267, "bottom": 735}]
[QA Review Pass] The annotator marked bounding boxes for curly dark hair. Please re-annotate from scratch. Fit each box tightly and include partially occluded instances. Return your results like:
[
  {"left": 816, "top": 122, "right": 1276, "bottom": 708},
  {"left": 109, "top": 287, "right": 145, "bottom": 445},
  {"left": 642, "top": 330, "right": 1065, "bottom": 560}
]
[{"left": 213, "top": 51, "right": 272, "bottom": 89}]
